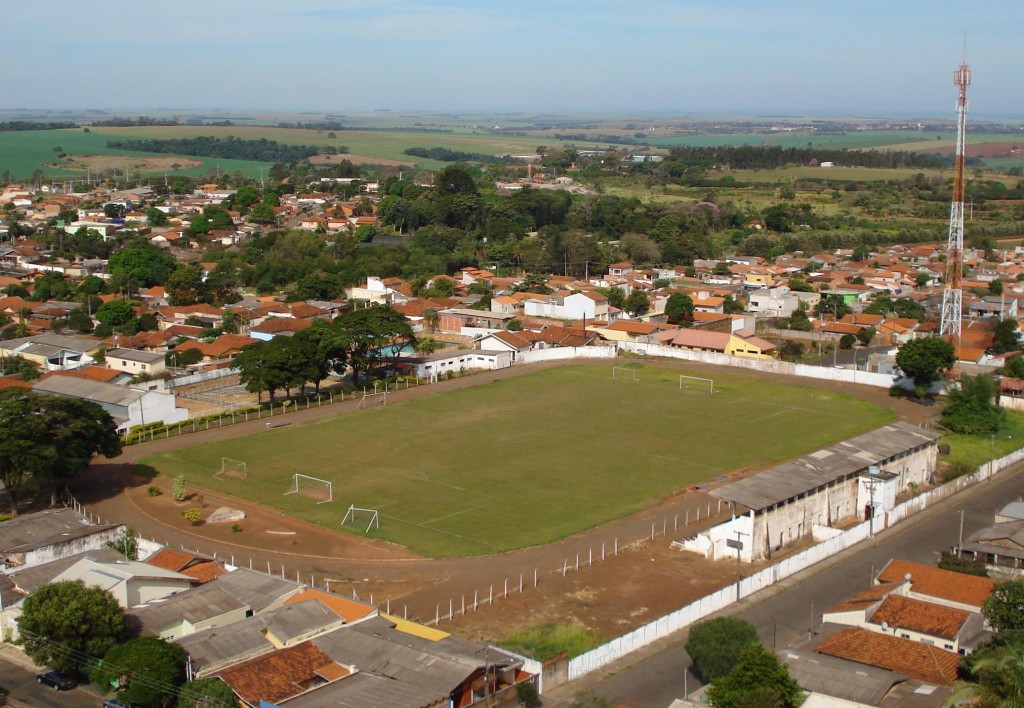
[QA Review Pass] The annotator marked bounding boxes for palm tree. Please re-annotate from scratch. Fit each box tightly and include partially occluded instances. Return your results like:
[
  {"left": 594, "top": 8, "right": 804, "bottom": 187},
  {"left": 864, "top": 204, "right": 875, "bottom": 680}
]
[
  {"left": 422, "top": 308, "right": 439, "bottom": 334},
  {"left": 955, "top": 643, "right": 1024, "bottom": 707}
]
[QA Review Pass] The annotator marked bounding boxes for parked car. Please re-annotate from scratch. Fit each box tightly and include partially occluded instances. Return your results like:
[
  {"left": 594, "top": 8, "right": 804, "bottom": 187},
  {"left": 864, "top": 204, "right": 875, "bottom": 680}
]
[
  {"left": 36, "top": 671, "right": 78, "bottom": 691},
  {"left": 103, "top": 700, "right": 135, "bottom": 708}
]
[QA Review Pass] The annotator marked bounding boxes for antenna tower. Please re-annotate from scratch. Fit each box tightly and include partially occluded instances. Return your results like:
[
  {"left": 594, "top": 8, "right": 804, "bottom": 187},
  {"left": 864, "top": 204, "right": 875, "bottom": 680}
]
[{"left": 939, "top": 47, "right": 970, "bottom": 369}]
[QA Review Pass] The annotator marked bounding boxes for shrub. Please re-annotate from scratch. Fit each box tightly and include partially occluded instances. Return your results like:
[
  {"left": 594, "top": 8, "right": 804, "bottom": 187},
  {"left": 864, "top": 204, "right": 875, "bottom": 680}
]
[
  {"left": 172, "top": 473, "right": 187, "bottom": 502},
  {"left": 147, "top": 484, "right": 161, "bottom": 497},
  {"left": 183, "top": 508, "right": 201, "bottom": 525},
  {"left": 685, "top": 616, "right": 759, "bottom": 681},
  {"left": 230, "top": 524, "right": 243, "bottom": 533}
]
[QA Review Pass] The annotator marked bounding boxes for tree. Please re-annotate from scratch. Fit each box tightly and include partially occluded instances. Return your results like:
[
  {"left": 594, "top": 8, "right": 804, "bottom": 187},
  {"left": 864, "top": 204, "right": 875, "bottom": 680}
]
[
  {"left": 722, "top": 295, "right": 745, "bottom": 315},
  {"left": 1005, "top": 356, "right": 1024, "bottom": 379},
  {"left": 107, "top": 242, "right": 178, "bottom": 287},
  {"left": 235, "top": 337, "right": 320, "bottom": 402},
  {"left": 992, "top": 319, "right": 1021, "bottom": 355},
  {"left": 815, "top": 294, "right": 852, "bottom": 319},
  {"left": 685, "top": 616, "right": 759, "bottom": 682},
  {"left": 144, "top": 207, "right": 168, "bottom": 226},
  {"left": 66, "top": 307, "right": 94, "bottom": 333},
  {"left": 915, "top": 272, "right": 931, "bottom": 288},
  {"left": 335, "top": 305, "right": 414, "bottom": 383},
  {"left": 415, "top": 337, "right": 444, "bottom": 355},
  {"left": 624, "top": 289, "right": 650, "bottom": 317},
  {"left": 178, "top": 678, "right": 237, "bottom": 708},
  {"left": 95, "top": 300, "right": 136, "bottom": 328},
  {"left": 895, "top": 337, "right": 955, "bottom": 395},
  {"left": 706, "top": 642, "right": 801, "bottom": 708},
  {"left": 423, "top": 308, "right": 440, "bottom": 333},
  {"left": 597, "top": 286, "right": 625, "bottom": 310},
  {"left": 665, "top": 293, "right": 695, "bottom": 325},
  {"left": 105, "top": 527, "right": 139, "bottom": 560},
  {"left": 247, "top": 202, "right": 277, "bottom": 225},
  {"left": 959, "top": 642, "right": 1024, "bottom": 707},
  {"left": 91, "top": 637, "right": 186, "bottom": 707},
  {"left": 18, "top": 580, "right": 128, "bottom": 673},
  {"left": 839, "top": 333, "right": 857, "bottom": 350},
  {"left": 983, "top": 580, "right": 1024, "bottom": 636},
  {"left": 941, "top": 375, "right": 1004, "bottom": 435},
  {"left": 173, "top": 473, "right": 187, "bottom": 502},
  {"left": 856, "top": 326, "right": 876, "bottom": 346},
  {"left": 990, "top": 279, "right": 1005, "bottom": 296},
  {"left": 165, "top": 263, "right": 206, "bottom": 306},
  {"left": 0, "top": 391, "right": 120, "bottom": 512}
]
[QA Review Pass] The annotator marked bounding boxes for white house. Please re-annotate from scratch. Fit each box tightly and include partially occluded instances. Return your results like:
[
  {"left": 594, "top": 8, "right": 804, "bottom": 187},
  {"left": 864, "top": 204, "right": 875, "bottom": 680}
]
[{"left": 523, "top": 291, "right": 607, "bottom": 321}]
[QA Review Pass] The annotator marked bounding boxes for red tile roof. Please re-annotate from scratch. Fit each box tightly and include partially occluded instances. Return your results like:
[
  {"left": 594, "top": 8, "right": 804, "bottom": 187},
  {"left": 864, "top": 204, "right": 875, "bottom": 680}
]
[
  {"left": 826, "top": 583, "right": 899, "bottom": 613},
  {"left": 869, "top": 595, "right": 971, "bottom": 640},
  {"left": 816, "top": 627, "right": 960, "bottom": 685},
  {"left": 284, "top": 589, "right": 375, "bottom": 624},
  {"left": 877, "top": 559, "right": 994, "bottom": 608},
  {"left": 218, "top": 642, "right": 351, "bottom": 705}
]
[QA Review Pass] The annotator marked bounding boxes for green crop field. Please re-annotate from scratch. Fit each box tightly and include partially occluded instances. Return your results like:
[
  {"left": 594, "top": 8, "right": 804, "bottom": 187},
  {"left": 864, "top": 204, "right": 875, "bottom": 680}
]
[
  {"left": 0, "top": 128, "right": 274, "bottom": 179},
  {"left": 141, "top": 364, "right": 895, "bottom": 557}
]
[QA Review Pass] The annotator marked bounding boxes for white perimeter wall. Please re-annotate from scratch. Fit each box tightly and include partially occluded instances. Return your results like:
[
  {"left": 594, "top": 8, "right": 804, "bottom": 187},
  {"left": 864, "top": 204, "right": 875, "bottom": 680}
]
[
  {"left": 565, "top": 444, "right": 1024, "bottom": 682},
  {"left": 617, "top": 341, "right": 895, "bottom": 388}
]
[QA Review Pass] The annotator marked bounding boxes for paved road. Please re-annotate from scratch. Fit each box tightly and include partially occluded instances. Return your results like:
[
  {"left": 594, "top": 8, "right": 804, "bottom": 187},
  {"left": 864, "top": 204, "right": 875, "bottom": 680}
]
[
  {"left": 545, "top": 462, "right": 1024, "bottom": 707},
  {"left": 0, "top": 657, "right": 99, "bottom": 707}
]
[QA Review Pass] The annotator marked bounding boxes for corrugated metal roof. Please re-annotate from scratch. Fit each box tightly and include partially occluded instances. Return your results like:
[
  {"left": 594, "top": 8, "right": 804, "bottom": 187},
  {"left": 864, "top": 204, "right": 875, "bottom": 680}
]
[
  {"left": 712, "top": 422, "right": 939, "bottom": 511},
  {"left": 33, "top": 376, "right": 144, "bottom": 407},
  {"left": 780, "top": 648, "right": 905, "bottom": 705}
]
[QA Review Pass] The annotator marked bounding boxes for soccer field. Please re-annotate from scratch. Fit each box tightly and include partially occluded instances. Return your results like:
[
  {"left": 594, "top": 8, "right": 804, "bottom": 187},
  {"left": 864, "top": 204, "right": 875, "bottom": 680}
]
[{"left": 142, "top": 364, "right": 896, "bottom": 557}]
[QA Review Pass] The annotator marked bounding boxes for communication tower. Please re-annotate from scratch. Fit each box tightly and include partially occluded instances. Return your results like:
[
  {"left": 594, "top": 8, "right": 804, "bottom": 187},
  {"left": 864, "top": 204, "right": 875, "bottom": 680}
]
[{"left": 939, "top": 50, "right": 971, "bottom": 368}]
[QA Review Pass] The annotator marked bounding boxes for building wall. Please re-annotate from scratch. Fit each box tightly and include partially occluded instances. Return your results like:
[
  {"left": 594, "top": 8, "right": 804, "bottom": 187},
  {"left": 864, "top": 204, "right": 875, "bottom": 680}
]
[
  {"left": 125, "top": 578, "right": 192, "bottom": 607},
  {"left": 9, "top": 524, "right": 126, "bottom": 570},
  {"left": 108, "top": 355, "right": 166, "bottom": 377}
]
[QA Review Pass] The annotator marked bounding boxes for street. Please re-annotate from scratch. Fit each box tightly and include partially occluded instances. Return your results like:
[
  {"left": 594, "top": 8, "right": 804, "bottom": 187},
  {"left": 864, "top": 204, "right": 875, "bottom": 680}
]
[
  {"left": 547, "top": 463, "right": 1024, "bottom": 707},
  {"left": 0, "top": 656, "right": 98, "bottom": 707}
]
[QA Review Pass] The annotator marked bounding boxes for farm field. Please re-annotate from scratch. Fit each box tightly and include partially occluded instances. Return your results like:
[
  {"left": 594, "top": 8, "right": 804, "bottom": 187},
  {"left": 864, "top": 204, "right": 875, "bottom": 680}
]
[
  {"left": 0, "top": 128, "right": 273, "bottom": 179},
  {"left": 141, "top": 363, "right": 896, "bottom": 558}
]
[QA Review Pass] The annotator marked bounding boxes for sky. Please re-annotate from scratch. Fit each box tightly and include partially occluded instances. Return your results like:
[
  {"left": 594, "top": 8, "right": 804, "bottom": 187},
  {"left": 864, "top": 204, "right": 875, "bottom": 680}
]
[{"left": 6, "top": 1, "right": 1023, "bottom": 117}]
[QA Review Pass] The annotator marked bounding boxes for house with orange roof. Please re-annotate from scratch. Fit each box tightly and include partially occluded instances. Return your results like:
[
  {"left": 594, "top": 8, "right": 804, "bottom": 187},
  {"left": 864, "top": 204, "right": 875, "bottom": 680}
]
[
  {"left": 653, "top": 328, "right": 776, "bottom": 359},
  {"left": 594, "top": 319, "right": 678, "bottom": 343},
  {"left": 173, "top": 334, "right": 259, "bottom": 362},
  {"left": 823, "top": 581, "right": 988, "bottom": 654},
  {"left": 815, "top": 627, "right": 960, "bottom": 685},
  {"left": 217, "top": 641, "right": 354, "bottom": 706},
  {"left": 876, "top": 559, "right": 994, "bottom": 612}
]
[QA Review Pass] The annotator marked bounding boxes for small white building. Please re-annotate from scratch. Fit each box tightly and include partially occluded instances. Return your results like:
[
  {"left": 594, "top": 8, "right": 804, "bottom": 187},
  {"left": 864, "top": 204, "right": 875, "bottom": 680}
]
[
  {"left": 106, "top": 347, "right": 167, "bottom": 377},
  {"left": 407, "top": 350, "right": 512, "bottom": 380},
  {"left": 32, "top": 376, "right": 188, "bottom": 433}
]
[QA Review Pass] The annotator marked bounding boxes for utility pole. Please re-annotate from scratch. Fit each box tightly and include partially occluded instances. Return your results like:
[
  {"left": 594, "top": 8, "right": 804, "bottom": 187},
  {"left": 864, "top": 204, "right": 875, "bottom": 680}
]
[
  {"left": 732, "top": 529, "right": 750, "bottom": 601},
  {"left": 958, "top": 508, "right": 965, "bottom": 558}
]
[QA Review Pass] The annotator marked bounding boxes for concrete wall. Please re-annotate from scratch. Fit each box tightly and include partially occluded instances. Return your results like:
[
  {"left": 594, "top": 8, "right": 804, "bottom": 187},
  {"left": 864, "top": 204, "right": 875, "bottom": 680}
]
[
  {"left": 19, "top": 524, "right": 126, "bottom": 569},
  {"left": 564, "top": 440, "right": 1023, "bottom": 685},
  {"left": 617, "top": 341, "right": 895, "bottom": 389},
  {"left": 518, "top": 347, "right": 616, "bottom": 365}
]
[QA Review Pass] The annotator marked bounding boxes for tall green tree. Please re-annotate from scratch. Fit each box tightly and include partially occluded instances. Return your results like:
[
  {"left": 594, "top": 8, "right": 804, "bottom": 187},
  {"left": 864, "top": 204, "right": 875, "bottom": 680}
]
[
  {"left": 92, "top": 637, "right": 186, "bottom": 706},
  {"left": 18, "top": 580, "right": 128, "bottom": 673},
  {"left": 107, "top": 242, "right": 178, "bottom": 287},
  {"left": 941, "top": 375, "right": 1004, "bottom": 435},
  {"left": 165, "top": 263, "right": 206, "bottom": 306},
  {"left": 624, "top": 289, "right": 650, "bottom": 317},
  {"left": 983, "top": 580, "right": 1024, "bottom": 635},
  {"left": 335, "top": 305, "right": 414, "bottom": 383},
  {"left": 0, "top": 391, "right": 120, "bottom": 512},
  {"left": 706, "top": 642, "right": 801, "bottom": 708},
  {"left": 685, "top": 617, "right": 759, "bottom": 682},
  {"left": 992, "top": 319, "right": 1021, "bottom": 354},
  {"left": 895, "top": 337, "right": 955, "bottom": 395},
  {"left": 665, "top": 293, "right": 695, "bottom": 325}
]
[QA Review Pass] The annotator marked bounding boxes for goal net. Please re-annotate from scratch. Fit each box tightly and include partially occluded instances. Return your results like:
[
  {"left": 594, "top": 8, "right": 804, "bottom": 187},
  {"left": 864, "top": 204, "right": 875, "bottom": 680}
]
[
  {"left": 679, "top": 375, "right": 715, "bottom": 394},
  {"left": 284, "top": 474, "right": 333, "bottom": 504},
  {"left": 214, "top": 458, "right": 247, "bottom": 480},
  {"left": 357, "top": 391, "right": 388, "bottom": 409},
  {"left": 612, "top": 366, "right": 640, "bottom": 382},
  {"left": 342, "top": 505, "right": 380, "bottom": 533}
]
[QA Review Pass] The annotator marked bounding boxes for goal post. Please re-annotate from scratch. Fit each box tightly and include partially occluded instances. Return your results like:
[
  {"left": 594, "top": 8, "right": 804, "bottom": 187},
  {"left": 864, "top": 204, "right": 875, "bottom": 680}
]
[
  {"left": 612, "top": 366, "right": 640, "bottom": 382},
  {"left": 357, "top": 391, "right": 388, "bottom": 409},
  {"left": 214, "top": 458, "right": 247, "bottom": 480},
  {"left": 679, "top": 374, "right": 715, "bottom": 393},
  {"left": 342, "top": 505, "right": 380, "bottom": 533},
  {"left": 284, "top": 474, "right": 333, "bottom": 504}
]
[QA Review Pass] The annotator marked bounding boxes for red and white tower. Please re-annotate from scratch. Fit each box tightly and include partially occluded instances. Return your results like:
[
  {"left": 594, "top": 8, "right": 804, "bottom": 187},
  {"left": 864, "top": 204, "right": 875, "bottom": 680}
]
[{"left": 939, "top": 52, "right": 971, "bottom": 362}]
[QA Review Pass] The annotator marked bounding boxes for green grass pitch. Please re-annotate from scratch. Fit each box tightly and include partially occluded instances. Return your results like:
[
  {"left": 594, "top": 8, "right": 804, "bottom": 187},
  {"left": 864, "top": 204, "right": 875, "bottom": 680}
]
[{"left": 141, "top": 364, "right": 897, "bottom": 557}]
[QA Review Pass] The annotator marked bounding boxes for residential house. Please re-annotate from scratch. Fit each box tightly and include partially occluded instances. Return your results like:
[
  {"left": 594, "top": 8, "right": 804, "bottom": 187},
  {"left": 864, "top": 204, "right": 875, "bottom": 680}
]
[
  {"left": 216, "top": 641, "right": 354, "bottom": 707},
  {"left": 875, "top": 559, "right": 994, "bottom": 613},
  {"left": 144, "top": 548, "right": 227, "bottom": 585},
  {"left": 131, "top": 582, "right": 251, "bottom": 641},
  {"left": 652, "top": 329, "right": 776, "bottom": 359},
  {"left": 814, "top": 626, "right": 961, "bottom": 686},
  {"left": 522, "top": 291, "right": 608, "bottom": 321},
  {"left": 50, "top": 555, "right": 193, "bottom": 608},
  {"left": 105, "top": 347, "right": 167, "bottom": 378},
  {"left": 406, "top": 349, "right": 512, "bottom": 379},
  {"left": 960, "top": 501, "right": 1024, "bottom": 569},
  {"left": 0, "top": 332, "right": 103, "bottom": 371}
]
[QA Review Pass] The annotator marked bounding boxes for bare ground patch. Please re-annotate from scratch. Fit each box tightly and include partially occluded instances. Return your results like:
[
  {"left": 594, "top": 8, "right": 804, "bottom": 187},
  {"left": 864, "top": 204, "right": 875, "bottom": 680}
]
[
  {"left": 310, "top": 153, "right": 417, "bottom": 167},
  {"left": 50, "top": 154, "right": 203, "bottom": 172}
]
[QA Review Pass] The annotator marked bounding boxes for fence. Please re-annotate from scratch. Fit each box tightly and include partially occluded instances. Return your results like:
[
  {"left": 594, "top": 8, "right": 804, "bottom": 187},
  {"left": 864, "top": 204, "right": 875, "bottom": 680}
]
[
  {"left": 617, "top": 341, "right": 894, "bottom": 388},
  {"left": 563, "top": 442, "right": 1024, "bottom": 682}
]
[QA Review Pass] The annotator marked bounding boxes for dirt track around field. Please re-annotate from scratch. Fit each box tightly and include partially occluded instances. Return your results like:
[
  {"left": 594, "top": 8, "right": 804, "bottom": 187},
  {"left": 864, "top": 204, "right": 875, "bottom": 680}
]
[{"left": 75, "top": 358, "right": 935, "bottom": 641}]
